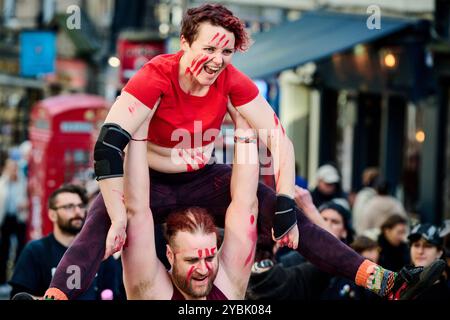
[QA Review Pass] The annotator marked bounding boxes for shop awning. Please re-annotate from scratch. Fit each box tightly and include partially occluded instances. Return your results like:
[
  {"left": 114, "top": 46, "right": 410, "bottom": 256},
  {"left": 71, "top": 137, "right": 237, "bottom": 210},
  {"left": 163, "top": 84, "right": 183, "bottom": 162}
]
[{"left": 233, "top": 10, "right": 417, "bottom": 79}]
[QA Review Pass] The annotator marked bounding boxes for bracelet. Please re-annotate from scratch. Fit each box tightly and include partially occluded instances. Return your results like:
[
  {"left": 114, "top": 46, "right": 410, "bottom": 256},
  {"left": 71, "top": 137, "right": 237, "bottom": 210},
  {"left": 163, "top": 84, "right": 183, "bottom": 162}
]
[
  {"left": 131, "top": 137, "right": 149, "bottom": 141},
  {"left": 234, "top": 135, "right": 257, "bottom": 143}
]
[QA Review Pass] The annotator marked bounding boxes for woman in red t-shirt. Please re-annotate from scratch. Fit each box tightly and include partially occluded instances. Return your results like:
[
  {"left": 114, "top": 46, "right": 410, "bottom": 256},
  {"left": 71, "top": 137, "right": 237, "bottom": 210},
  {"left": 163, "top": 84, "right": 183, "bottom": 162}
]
[{"left": 41, "top": 4, "right": 424, "bottom": 301}]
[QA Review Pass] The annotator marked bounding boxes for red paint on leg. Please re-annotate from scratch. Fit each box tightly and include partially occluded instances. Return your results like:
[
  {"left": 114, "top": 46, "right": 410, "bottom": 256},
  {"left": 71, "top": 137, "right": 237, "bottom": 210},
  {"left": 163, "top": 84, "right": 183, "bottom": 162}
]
[{"left": 186, "top": 266, "right": 195, "bottom": 286}]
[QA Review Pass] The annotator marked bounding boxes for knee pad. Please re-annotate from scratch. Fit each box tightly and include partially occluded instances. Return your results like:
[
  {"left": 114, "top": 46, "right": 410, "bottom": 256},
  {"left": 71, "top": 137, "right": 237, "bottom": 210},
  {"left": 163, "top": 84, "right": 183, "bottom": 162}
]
[
  {"left": 273, "top": 194, "right": 297, "bottom": 239},
  {"left": 94, "top": 123, "right": 132, "bottom": 181}
]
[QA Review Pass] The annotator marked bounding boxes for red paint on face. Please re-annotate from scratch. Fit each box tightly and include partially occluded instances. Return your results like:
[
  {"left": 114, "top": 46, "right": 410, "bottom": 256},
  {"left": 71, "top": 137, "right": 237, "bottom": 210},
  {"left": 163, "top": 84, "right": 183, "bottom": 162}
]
[
  {"left": 205, "top": 248, "right": 210, "bottom": 257},
  {"left": 209, "top": 32, "right": 220, "bottom": 44},
  {"left": 221, "top": 40, "right": 230, "bottom": 49},
  {"left": 205, "top": 261, "right": 212, "bottom": 272},
  {"left": 186, "top": 164, "right": 194, "bottom": 172},
  {"left": 211, "top": 247, "right": 216, "bottom": 255},
  {"left": 250, "top": 215, "right": 255, "bottom": 225},
  {"left": 192, "top": 56, "right": 209, "bottom": 73},
  {"left": 216, "top": 34, "right": 226, "bottom": 47},
  {"left": 197, "top": 249, "right": 203, "bottom": 258},
  {"left": 186, "top": 265, "right": 195, "bottom": 286}
]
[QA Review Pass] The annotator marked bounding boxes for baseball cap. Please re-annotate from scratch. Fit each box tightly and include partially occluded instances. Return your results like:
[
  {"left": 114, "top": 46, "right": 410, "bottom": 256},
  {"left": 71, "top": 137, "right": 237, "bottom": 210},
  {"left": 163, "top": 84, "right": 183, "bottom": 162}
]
[
  {"left": 408, "top": 223, "right": 443, "bottom": 247},
  {"left": 316, "top": 165, "right": 340, "bottom": 184}
]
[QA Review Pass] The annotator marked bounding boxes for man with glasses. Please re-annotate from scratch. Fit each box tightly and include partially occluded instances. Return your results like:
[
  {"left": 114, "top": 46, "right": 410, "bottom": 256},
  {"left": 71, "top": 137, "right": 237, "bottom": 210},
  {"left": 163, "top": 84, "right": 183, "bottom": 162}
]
[{"left": 9, "top": 184, "right": 123, "bottom": 300}]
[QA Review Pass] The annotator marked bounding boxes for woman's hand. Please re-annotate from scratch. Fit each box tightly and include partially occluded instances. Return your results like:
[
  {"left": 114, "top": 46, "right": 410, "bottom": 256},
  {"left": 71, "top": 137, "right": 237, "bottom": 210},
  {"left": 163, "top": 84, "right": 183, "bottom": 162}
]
[{"left": 104, "top": 219, "right": 127, "bottom": 260}]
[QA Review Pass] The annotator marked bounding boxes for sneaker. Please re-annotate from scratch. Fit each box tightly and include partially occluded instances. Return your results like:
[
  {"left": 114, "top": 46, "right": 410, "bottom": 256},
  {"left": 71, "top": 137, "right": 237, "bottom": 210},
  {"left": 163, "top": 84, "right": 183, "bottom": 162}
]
[
  {"left": 11, "top": 292, "right": 37, "bottom": 300},
  {"left": 388, "top": 259, "right": 446, "bottom": 300}
]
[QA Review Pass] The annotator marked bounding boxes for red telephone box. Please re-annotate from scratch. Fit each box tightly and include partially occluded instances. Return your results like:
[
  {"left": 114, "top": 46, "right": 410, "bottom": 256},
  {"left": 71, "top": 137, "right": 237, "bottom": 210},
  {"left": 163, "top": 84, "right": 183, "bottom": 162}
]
[{"left": 28, "top": 94, "right": 109, "bottom": 240}]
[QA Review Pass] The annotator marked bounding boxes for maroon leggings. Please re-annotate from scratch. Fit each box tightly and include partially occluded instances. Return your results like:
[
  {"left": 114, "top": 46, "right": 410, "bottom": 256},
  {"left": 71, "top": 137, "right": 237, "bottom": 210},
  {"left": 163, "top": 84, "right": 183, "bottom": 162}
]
[{"left": 50, "top": 164, "right": 364, "bottom": 299}]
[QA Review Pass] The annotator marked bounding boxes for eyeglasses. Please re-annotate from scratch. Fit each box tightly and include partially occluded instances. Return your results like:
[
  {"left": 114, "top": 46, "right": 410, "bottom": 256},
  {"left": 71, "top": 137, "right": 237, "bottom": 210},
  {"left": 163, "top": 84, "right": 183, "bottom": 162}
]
[{"left": 53, "top": 203, "right": 87, "bottom": 211}]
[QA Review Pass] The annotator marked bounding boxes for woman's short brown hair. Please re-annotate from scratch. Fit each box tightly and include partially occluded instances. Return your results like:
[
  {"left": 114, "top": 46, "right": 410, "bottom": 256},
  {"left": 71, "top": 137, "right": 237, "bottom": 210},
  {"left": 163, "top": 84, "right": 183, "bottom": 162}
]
[{"left": 181, "top": 3, "right": 251, "bottom": 52}]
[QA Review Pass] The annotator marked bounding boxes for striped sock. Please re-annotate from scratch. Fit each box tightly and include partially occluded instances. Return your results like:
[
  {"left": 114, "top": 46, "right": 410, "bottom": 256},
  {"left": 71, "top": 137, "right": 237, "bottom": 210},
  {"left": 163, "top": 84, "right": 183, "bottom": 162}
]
[{"left": 355, "top": 259, "right": 397, "bottom": 296}]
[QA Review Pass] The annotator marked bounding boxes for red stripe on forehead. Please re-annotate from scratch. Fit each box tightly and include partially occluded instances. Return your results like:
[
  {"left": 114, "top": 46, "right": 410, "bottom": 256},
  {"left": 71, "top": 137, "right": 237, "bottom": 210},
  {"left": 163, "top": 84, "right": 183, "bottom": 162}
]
[
  {"left": 209, "top": 32, "right": 220, "bottom": 44},
  {"left": 211, "top": 247, "right": 216, "bottom": 255},
  {"left": 205, "top": 248, "right": 210, "bottom": 257},
  {"left": 198, "top": 249, "right": 203, "bottom": 258},
  {"left": 216, "top": 34, "right": 226, "bottom": 46},
  {"left": 221, "top": 40, "right": 230, "bottom": 49}
]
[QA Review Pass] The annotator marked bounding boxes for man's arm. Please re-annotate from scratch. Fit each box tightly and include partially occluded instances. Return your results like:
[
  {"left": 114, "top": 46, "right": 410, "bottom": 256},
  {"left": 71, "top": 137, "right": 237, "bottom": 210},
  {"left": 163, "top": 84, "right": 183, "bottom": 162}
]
[
  {"left": 216, "top": 105, "right": 259, "bottom": 299},
  {"left": 121, "top": 116, "right": 172, "bottom": 300},
  {"left": 294, "top": 186, "right": 332, "bottom": 233}
]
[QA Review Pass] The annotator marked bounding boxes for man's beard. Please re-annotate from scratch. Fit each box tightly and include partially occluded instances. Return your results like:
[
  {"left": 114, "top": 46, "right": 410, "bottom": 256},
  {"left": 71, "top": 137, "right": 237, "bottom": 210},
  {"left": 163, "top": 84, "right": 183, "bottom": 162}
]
[
  {"left": 57, "top": 215, "right": 84, "bottom": 235},
  {"left": 172, "top": 261, "right": 218, "bottom": 298}
]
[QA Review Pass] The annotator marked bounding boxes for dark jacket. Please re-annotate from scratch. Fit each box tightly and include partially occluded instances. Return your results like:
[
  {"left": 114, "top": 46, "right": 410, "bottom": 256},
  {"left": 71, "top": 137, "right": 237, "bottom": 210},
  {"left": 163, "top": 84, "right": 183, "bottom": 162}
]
[{"left": 377, "top": 233, "right": 410, "bottom": 272}]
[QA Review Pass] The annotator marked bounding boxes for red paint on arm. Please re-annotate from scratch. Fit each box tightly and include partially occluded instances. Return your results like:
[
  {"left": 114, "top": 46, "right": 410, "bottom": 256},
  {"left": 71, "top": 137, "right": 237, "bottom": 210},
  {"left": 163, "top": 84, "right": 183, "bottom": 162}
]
[{"left": 244, "top": 228, "right": 257, "bottom": 267}]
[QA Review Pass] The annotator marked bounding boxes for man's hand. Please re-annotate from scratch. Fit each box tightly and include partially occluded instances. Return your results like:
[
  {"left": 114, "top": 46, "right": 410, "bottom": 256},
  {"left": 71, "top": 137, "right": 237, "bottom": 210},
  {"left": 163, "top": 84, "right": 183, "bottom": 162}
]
[
  {"left": 294, "top": 186, "right": 316, "bottom": 215},
  {"left": 104, "top": 220, "right": 127, "bottom": 260}
]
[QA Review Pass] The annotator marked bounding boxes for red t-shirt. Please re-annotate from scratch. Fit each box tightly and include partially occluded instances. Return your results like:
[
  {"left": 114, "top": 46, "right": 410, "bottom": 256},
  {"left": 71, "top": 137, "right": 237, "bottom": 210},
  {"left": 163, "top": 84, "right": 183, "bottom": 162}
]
[{"left": 122, "top": 51, "right": 259, "bottom": 148}]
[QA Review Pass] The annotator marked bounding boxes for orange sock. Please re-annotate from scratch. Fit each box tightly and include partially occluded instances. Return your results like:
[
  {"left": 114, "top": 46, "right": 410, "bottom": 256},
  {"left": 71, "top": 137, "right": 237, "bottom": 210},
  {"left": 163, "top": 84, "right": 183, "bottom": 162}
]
[{"left": 44, "top": 287, "right": 68, "bottom": 300}]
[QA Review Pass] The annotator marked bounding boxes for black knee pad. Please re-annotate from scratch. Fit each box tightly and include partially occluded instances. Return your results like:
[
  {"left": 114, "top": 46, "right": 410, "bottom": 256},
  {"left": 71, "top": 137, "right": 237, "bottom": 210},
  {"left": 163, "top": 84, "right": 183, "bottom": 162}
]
[
  {"left": 272, "top": 194, "right": 297, "bottom": 239},
  {"left": 94, "top": 123, "right": 132, "bottom": 181}
]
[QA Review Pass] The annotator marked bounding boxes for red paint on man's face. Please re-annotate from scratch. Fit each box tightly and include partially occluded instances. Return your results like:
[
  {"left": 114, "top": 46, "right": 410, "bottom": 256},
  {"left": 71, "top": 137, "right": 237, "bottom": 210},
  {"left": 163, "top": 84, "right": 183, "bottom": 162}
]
[
  {"left": 221, "top": 40, "right": 230, "bottom": 49},
  {"left": 186, "top": 265, "right": 195, "bottom": 285}
]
